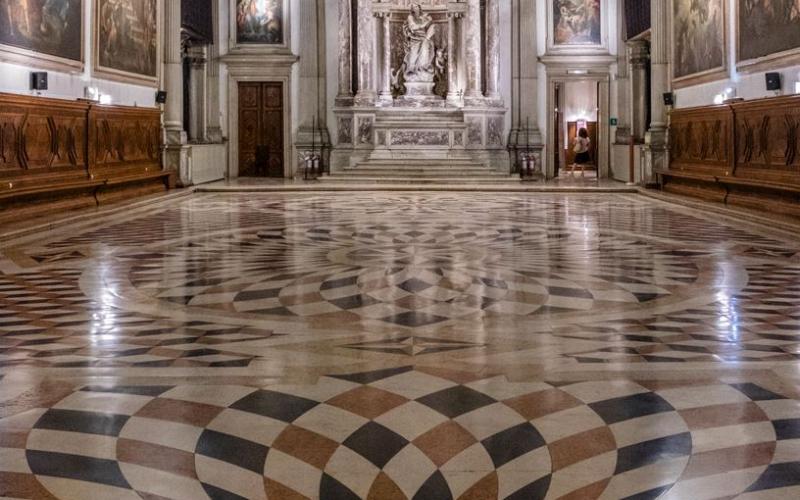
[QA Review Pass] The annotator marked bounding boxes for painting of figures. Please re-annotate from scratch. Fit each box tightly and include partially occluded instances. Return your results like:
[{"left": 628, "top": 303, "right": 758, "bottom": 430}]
[
  {"left": 738, "top": 0, "right": 800, "bottom": 64},
  {"left": 96, "top": 0, "right": 158, "bottom": 82},
  {"left": 0, "top": 0, "right": 82, "bottom": 64},
  {"left": 553, "top": 0, "right": 601, "bottom": 45},
  {"left": 236, "top": 0, "right": 283, "bottom": 44},
  {"left": 672, "top": 0, "right": 726, "bottom": 82}
]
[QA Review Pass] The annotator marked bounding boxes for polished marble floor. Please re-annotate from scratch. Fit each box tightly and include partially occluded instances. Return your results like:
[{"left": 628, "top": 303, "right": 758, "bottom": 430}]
[{"left": 1, "top": 192, "right": 800, "bottom": 499}]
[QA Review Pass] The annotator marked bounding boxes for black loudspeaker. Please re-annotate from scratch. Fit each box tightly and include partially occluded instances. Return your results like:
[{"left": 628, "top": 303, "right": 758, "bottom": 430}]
[
  {"left": 30, "top": 72, "right": 48, "bottom": 91},
  {"left": 663, "top": 92, "right": 674, "bottom": 106},
  {"left": 155, "top": 91, "right": 168, "bottom": 104},
  {"left": 766, "top": 72, "right": 782, "bottom": 91}
]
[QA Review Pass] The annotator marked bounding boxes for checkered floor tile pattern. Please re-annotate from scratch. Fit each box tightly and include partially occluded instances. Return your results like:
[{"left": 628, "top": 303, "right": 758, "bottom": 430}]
[
  {"left": 1, "top": 192, "right": 799, "bottom": 499},
  {"left": 1, "top": 369, "right": 800, "bottom": 499}
]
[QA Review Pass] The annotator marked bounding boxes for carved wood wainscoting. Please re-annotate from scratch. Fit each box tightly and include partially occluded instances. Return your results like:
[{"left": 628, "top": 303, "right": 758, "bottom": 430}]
[
  {"left": 89, "top": 105, "right": 171, "bottom": 204},
  {"left": 0, "top": 93, "right": 172, "bottom": 226},
  {"left": 660, "top": 95, "right": 800, "bottom": 219}
]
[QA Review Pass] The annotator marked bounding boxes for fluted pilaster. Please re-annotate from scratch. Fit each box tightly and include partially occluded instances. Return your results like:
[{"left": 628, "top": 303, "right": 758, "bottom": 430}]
[
  {"left": 464, "top": 0, "right": 482, "bottom": 98},
  {"left": 163, "top": 0, "right": 184, "bottom": 142},
  {"left": 337, "top": 0, "right": 353, "bottom": 102},
  {"left": 485, "top": 0, "right": 500, "bottom": 99},
  {"left": 354, "top": 0, "right": 376, "bottom": 105}
]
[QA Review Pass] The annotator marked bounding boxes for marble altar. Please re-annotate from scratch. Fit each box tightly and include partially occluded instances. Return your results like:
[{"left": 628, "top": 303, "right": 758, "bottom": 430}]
[{"left": 330, "top": 0, "right": 509, "bottom": 178}]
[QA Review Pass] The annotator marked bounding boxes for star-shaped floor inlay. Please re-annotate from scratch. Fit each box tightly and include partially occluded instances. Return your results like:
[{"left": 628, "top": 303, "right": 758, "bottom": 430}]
[{"left": 342, "top": 336, "right": 486, "bottom": 356}]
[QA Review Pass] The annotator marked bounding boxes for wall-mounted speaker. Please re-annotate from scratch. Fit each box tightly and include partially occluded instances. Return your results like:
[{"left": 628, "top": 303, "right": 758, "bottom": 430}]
[
  {"left": 155, "top": 91, "right": 168, "bottom": 104},
  {"left": 30, "top": 72, "right": 48, "bottom": 91},
  {"left": 663, "top": 92, "right": 674, "bottom": 106},
  {"left": 766, "top": 72, "right": 782, "bottom": 91}
]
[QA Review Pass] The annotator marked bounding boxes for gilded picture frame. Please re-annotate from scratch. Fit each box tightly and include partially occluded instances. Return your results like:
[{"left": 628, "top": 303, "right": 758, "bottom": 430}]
[
  {"left": 230, "top": 0, "right": 291, "bottom": 53},
  {"left": 93, "top": 0, "right": 161, "bottom": 86},
  {"left": 736, "top": 0, "right": 800, "bottom": 73},
  {"left": 547, "top": 0, "right": 608, "bottom": 54},
  {"left": 671, "top": 0, "right": 728, "bottom": 89},
  {"left": 0, "top": 0, "right": 85, "bottom": 73}
]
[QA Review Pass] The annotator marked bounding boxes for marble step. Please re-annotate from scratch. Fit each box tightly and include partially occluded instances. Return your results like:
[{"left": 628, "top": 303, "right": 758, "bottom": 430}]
[
  {"left": 319, "top": 176, "right": 519, "bottom": 184},
  {"left": 334, "top": 168, "right": 507, "bottom": 177},
  {"left": 352, "top": 160, "right": 487, "bottom": 169}
]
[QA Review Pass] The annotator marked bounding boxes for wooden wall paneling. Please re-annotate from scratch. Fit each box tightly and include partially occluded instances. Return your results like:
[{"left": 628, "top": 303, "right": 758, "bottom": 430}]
[
  {"left": 0, "top": 92, "right": 172, "bottom": 227},
  {"left": 662, "top": 94, "right": 800, "bottom": 220},
  {"left": 731, "top": 96, "right": 800, "bottom": 186},
  {"left": 668, "top": 104, "right": 734, "bottom": 176},
  {"left": 0, "top": 93, "right": 101, "bottom": 225},
  {"left": 88, "top": 104, "right": 171, "bottom": 204}
]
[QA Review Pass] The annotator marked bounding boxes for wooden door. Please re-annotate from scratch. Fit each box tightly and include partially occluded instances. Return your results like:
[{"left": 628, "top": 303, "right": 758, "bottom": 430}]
[{"left": 238, "top": 82, "right": 284, "bottom": 177}]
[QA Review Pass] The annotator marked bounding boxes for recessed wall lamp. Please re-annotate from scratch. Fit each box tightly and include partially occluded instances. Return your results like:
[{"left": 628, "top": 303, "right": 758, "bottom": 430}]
[
  {"left": 713, "top": 94, "right": 725, "bottom": 105},
  {"left": 568, "top": 69, "right": 589, "bottom": 75},
  {"left": 99, "top": 94, "right": 113, "bottom": 105}
]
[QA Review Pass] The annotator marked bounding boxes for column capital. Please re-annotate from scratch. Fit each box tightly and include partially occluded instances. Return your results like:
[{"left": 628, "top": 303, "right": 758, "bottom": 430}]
[{"left": 627, "top": 40, "right": 650, "bottom": 68}]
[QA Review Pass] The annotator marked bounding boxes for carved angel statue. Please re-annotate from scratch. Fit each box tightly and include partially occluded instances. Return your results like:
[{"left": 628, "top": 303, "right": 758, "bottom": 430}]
[{"left": 402, "top": 4, "right": 436, "bottom": 82}]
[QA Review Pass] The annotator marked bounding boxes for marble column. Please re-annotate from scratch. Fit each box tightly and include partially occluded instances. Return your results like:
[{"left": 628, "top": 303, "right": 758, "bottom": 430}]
[
  {"left": 446, "top": 12, "right": 460, "bottom": 103},
  {"left": 645, "top": 0, "right": 669, "bottom": 185},
  {"left": 187, "top": 44, "right": 208, "bottom": 143},
  {"left": 336, "top": 0, "right": 353, "bottom": 104},
  {"left": 162, "top": 0, "right": 188, "bottom": 184},
  {"left": 613, "top": 4, "right": 630, "bottom": 144},
  {"left": 628, "top": 40, "right": 649, "bottom": 142},
  {"left": 509, "top": 0, "right": 542, "bottom": 150},
  {"left": 464, "top": 0, "right": 482, "bottom": 99},
  {"left": 378, "top": 12, "right": 392, "bottom": 104},
  {"left": 295, "top": 0, "right": 331, "bottom": 154},
  {"left": 648, "top": 0, "right": 669, "bottom": 141},
  {"left": 206, "top": 0, "right": 223, "bottom": 143},
  {"left": 354, "top": 0, "right": 376, "bottom": 105},
  {"left": 485, "top": 0, "right": 500, "bottom": 100}
]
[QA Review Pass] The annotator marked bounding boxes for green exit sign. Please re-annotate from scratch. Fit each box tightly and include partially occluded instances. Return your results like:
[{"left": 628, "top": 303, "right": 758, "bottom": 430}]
[{"left": 610, "top": 117, "right": 618, "bottom": 126}]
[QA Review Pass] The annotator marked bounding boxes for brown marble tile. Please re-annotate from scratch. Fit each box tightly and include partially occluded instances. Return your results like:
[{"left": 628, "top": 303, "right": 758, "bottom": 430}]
[
  {"left": 0, "top": 471, "right": 59, "bottom": 500},
  {"left": 0, "top": 430, "right": 28, "bottom": 448},
  {"left": 558, "top": 478, "right": 611, "bottom": 500},
  {"left": 679, "top": 402, "right": 770, "bottom": 430},
  {"left": 116, "top": 438, "right": 198, "bottom": 479},
  {"left": 457, "top": 471, "right": 498, "bottom": 500},
  {"left": 271, "top": 425, "right": 339, "bottom": 469},
  {"left": 264, "top": 478, "right": 311, "bottom": 500},
  {"left": 680, "top": 442, "right": 776, "bottom": 480},
  {"left": 135, "top": 398, "right": 224, "bottom": 427},
  {"left": 367, "top": 472, "right": 406, "bottom": 500},
  {"left": 548, "top": 426, "right": 616, "bottom": 471},
  {"left": 504, "top": 389, "right": 583, "bottom": 421},
  {"left": 413, "top": 421, "right": 477, "bottom": 468},
  {"left": 327, "top": 386, "right": 408, "bottom": 420}
]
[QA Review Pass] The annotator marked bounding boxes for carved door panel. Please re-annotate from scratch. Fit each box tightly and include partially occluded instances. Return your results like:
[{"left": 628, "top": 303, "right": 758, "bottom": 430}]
[{"left": 238, "top": 82, "right": 284, "bottom": 177}]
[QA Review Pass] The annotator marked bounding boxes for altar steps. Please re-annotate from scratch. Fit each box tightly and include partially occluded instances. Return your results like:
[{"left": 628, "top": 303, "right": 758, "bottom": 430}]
[
  {"left": 323, "top": 158, "right": 514, "bottom": 184},
  {"left": 321, "top": 175, "right": 518, "bottom": 184}
]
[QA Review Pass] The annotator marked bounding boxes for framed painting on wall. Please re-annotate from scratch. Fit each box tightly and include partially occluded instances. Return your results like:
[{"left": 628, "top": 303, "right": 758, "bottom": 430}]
[
  {"left": 671, "top": 0, "right": 727, "bottom": 88},
  {"left": 737, "top": 0, "right": 800, "bottom": 72},
  {"left": 547, "top": 0, "right": 606, "bottom": 54},
  {"left": 94, "top": 0, "right": 160, "bottom": 86},
  {"left": 0, "top": 0, "right": 84, "bottom": 71},
  {"left": 231, "top": 0, "right": 290, "bottom": 51}
]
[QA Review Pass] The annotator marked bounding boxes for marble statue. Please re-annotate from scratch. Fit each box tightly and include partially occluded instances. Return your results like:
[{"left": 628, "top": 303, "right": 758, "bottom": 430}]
[{"left": 402, "top": 5, "right": 436, "bottom": 82}]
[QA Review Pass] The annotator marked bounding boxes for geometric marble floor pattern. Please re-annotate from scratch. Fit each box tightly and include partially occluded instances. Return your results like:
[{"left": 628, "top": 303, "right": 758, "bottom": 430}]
[{"left": 1, "top": 192, "right": 800, "bottom": 499}]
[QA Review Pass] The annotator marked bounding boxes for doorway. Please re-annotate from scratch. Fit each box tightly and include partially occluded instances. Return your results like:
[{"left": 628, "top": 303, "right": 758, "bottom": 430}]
[
  {"left": 546, "top": 73, "right": 610, "bottom": 180},
  {"left": 555, "top": 80, "right": 600, "bottom": 179},
  {"left": 238, "top": 82, "right": 284, "bottom": 177}
]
